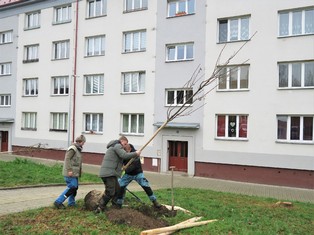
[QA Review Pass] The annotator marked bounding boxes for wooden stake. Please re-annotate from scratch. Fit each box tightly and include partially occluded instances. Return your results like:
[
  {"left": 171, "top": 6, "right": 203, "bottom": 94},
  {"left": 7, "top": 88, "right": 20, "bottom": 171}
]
[
  {"left": 157, "top": 217, "right": 202, "bottom": 235},
  {"left": 140, "top": 219, "right": 218, "bottom": 235},
  {"left": 169, "top": 166, "right": 175, "bottom": 213}
]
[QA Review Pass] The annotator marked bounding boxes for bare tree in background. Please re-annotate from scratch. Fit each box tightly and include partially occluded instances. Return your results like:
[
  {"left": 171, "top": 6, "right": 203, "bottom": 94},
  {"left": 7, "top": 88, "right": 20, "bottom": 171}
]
[{"left": 123, "top": 34, "right": 256, "bottom": 170}]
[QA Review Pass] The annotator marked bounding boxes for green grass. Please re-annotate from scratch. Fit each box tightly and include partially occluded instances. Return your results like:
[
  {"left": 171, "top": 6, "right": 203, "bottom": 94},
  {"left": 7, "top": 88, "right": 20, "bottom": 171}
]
[
  {"left": 0, "top": 159, "right": 313, "bottom": 234},
  {"left": 0, "top": 158, "right": 100, "bottom": 187}
]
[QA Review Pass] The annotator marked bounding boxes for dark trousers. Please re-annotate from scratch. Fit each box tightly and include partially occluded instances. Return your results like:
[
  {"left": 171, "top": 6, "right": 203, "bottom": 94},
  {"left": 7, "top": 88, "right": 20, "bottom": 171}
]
[{"left": 100, "top": 176, "right": 120, "bottom": 208}]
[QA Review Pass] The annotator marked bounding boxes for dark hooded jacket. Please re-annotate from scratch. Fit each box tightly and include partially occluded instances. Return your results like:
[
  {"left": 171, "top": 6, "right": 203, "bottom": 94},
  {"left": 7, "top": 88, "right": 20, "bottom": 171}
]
[
  {"left": 99, "top": 140, "right": 137, "bottom": 178},
  {"left": 124, "top": 144, "right": 143, "bottom": 176}
]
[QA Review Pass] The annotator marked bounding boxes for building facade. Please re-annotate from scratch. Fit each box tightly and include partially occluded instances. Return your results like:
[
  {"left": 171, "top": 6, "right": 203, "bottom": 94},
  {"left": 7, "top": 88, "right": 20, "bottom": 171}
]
[{"left": 0, "top": 0, "right": 313, "bottom": 188}]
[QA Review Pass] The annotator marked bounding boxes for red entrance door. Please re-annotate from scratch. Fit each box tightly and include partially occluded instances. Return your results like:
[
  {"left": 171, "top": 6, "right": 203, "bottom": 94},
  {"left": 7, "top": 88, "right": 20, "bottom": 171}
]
[
  {"left": 0, "top": 131, "right": 8, "bottom": 152},
  {"left": 168, "top": 141, "right": 188, "bottom": 172}
]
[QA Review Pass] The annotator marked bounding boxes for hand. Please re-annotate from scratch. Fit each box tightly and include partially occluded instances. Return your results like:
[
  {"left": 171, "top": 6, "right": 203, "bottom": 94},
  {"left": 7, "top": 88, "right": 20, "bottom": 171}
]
[{"left": 136, "top": 150, "right": 141, "bottom": 156}]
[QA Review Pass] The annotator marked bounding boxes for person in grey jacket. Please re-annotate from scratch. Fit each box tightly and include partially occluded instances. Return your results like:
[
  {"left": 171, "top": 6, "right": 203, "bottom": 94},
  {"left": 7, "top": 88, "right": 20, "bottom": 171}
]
[
  {"left": 95, "top": 136, "right": 141, "bottom": 213},
  {"left": 54, "top": 135, "right": 86, "bottom": 209}
]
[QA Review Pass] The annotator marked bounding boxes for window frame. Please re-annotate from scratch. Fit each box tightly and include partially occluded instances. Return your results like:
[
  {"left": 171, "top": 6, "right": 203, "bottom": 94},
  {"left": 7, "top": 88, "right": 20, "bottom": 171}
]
[
  {"left": 277, "top": 115, "right": 314, "bottom": 143},
  {"left": 23, "top": 44, "right": 39, "bottom": 63},
  {"left": 23, "top": 78, "right": 38, "bottom": 97},
  {"left": 121, "top": 71, "right": 145, "bottom": 94},
  {"left": 278, "top": 61, "right": 314, "bottom": 89},
  {"left": 53, "top": 4, "right": 72, "bottom": 24},
  {"left": 166, "top": 42, "right": 194, "bottom": 62},
  {"left": 0, "top": 62, "right": 12, "bottom": 76},
  {"left": 84, "top": 74, "right": 104, "bottom": 95},
  {"left": 50, "top": 112, "right": 68, "bottom": 132},
  {"left": 218, "top": 16, "right": 250, "bottom": 43},
  {"left": 21, "top": 112, "right": 37, "bottom": 130},
  {"left": 25, "top": 11, "right": 40, "bottom": 30},
  {"left": 121, "top": 113, "right": 144, "bottom": 135},
  {"left": 85, "top": 35, "right": 105, "bottom": 57},
  {"left": 84, "top": 113, "right": 103, "bottom": 134},
  {"left": 0, "top": 30, "right": 13, "bottom": 44},
  {"left": 52, "top": 40, "right": 70, "bottom": 60},
  {"left": 87, "top": 0, "right": 107, "bottom": 18},
  {"left": 51, "top": 76, "right": 69, "bottom": 96},
  {"left": 216, "top": 114, "right": 248, "bottom": 140},
  {"left": 167, "top": 0, "right": 195, "bottom": 17},
  {"left": 0, "top": 94, "right": 11, "bottom": 107},
  {"left": 217, "top": 64, "right": 250, "bottom": 91},
  {"left": 278, "top": 7, "right": 314, "bottom": 37},
  {"left": 124, "top": 0, "right": 148, "bottom": 12},
  {"left": 165, "top": 88, "right": 193, "bottom": 106},
  {"left": 123, "top": 30, "right": 146, "bottom": 53}
]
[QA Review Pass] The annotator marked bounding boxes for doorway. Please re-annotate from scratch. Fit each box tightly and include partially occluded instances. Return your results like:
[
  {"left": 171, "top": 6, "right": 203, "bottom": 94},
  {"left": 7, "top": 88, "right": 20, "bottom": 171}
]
[
  {"left": 168, "top": 141, "right": 188, "bottom": 172},
  {"left": 0, "top": 131, "right": 8, "bottom": 152}
]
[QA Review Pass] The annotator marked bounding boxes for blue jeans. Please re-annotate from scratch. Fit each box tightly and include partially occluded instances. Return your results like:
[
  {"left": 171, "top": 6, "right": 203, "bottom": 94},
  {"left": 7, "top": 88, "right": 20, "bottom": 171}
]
[
  {"left": 55, "top": 177, "right": 78, "bottom": 206},
  {"left": 117, "top": 173, "right": 156, "bottom": 205}
]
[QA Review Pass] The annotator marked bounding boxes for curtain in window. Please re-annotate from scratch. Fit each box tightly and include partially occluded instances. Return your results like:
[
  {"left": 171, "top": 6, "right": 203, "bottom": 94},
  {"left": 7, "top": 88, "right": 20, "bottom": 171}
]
[
  {"left": 167, "top": 90, "right": 174, "bottom": 104},
  {"left": 279, "top": 13, "right": 289, "bottom": 36},
  {"left": 241, "top": 18, "right": 249, "bottom": 40},
  {"left": 292, "top": 11, "right": 302, "bottom": 35},
  {"left": 230, "top": 19, "right": 238, "bottom": 41},
  {"left": 290, "top": 117, "right": 300, "bottom": 140},
  {"left": 279, "top": 63, "right": 288, "bottom": 87},
  {"left": 305, "top": 9, "right": 314, "bottom": 34},
  {"left": 229, "top": 67, "right": 238, "bottom": 89},
  {"left": 277, "top": 116, "right": 287, "bottom": 139},
  {"left": 218, "top": 67, "right": 227, "bottom": 89},
  {"left": 123, "top": 73, "right": 130, "bottom": 92},
  {"left": 138, "top": 115, "right": 144, "bottom": 133},
  {"left": 239, "top": 116, "right": 247, "bottom": 138},
  {"left": 177, "top": 45, "right": 184, "bottom": 60},
  {"left": 219, "top": 20, "right": 228, "bottom": 42},
  {"left": 85, "top": 76, "right": 91, "bottom": 93},
  {"left": 304, "top": 62, "right": 314, "bottom": 86},
  {"left": 292, "top": 63, "right": 301, "bottom": 87},
  {"left": 122, "top": 115, "right": 129, "bottom": 133},
  {"left": 240, "top": 65, "right": 249, "bottom": 88},
  {"left": 140, "top": 31, "right": 146, "bottom": 50},
  {"left": 217, "top": 115, "right": 225, "bottom": 137},
  {"left": 131, "top": 73, "right": 138, "bottom": 92},
  {"left": 131, "top": 115, "right": 137, "bottom": 133},
  {"left": 139, "top": 73, "right": 145, "bottom": 92},
  {"left": 167, "top": 46, "right": 175, "bottom": 61},
  {"left": 133, "top": 32, "right": 139, "bottom": 51},
  {"left": 228, "top": 115, "right": 237, "bottom": 137},
  {"left": 186, "top": 44, "right": 193, "bottom": 59},
  {"left": 124, "top": 33, "right": 131, "bottom": 52}
]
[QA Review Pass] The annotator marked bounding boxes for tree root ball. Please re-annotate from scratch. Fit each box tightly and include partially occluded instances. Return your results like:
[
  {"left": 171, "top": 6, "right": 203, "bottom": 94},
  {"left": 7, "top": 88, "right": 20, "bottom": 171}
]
[{"left": 84, "top": 190, "right": 103, "bottom": 211}]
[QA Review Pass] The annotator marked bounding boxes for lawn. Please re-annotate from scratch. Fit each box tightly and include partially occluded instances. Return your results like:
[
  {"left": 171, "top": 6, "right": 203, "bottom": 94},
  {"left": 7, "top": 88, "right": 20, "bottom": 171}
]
[{"left": 0, "top": 158, "right": 313, "bottom": 234}]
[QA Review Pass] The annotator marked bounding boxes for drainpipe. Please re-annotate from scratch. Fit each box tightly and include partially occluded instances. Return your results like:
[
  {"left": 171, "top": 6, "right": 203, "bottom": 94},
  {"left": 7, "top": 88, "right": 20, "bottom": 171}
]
[{"left": 72, "top": 0, "right": 79, "bottom": 143}]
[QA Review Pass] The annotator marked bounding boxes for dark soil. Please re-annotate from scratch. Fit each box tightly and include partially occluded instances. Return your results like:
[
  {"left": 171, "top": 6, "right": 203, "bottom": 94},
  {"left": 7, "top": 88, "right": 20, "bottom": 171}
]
[{"left": 105, "top": 203, "right": 176, "bottom": 230}]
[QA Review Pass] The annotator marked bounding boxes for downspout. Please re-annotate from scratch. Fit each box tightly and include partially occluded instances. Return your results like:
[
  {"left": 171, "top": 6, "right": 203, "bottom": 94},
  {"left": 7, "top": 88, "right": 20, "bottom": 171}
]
[{"left": 72, "top": 0, "right": 79, "bottom": 143}]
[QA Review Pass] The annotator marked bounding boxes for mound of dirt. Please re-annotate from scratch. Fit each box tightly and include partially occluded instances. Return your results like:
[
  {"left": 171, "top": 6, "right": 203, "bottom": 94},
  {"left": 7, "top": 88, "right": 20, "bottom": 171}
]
[{"left": 106, "top": 207, "right": 168, "bottom": 230}]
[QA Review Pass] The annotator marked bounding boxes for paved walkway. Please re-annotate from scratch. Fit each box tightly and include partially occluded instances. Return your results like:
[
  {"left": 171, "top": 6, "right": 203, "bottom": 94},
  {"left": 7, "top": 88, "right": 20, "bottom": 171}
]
[{"left": 0, "top": 154, "right": 313, "bottom": 216}]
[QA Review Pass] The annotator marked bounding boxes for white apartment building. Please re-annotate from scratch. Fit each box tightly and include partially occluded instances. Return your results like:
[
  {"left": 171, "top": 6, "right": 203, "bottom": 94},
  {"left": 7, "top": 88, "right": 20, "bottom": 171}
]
[{"left": 0, "top": 0, "right": 313, "bottom": 188}]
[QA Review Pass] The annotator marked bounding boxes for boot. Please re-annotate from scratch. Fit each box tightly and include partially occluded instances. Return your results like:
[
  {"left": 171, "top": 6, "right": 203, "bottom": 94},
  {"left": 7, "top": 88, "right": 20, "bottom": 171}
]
[
  {"left": 94, "top": 195, "right": 111, "bottom": 214},
  {"left": 152, "top": 200, "right": 162, "bottom": 208}
]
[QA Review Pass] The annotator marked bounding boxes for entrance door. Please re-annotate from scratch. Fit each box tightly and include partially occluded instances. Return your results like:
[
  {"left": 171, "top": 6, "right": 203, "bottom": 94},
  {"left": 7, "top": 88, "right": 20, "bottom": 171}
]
[
  {"left": 168, "top": 141, "right": 188, "bottom": 172},
  {"left": 0, "top": 131, "right": 8, "bottom": 152}
]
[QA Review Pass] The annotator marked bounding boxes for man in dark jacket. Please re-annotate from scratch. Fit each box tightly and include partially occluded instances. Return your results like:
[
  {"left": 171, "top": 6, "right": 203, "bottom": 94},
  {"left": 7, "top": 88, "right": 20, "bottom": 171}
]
[
  {"left": 95, "top": 136, "right": 141, "bottom": 213},
  {"left": 116, "top": 143, "right": 161, "bottom": 208}
]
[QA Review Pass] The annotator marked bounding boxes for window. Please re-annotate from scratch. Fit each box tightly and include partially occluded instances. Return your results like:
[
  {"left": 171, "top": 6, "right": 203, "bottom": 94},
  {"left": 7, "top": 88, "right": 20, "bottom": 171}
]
[
  {"left": 23, "top": 44, "right": 39, "bottom": 63},
  {"left": 121, "top": 113, "right": 144, "bottom": 135},
  {"left": 279, "top": 61, "right": 314, "bottom": 88},
  {"left": 123, "top": 30, "right": 146, "bottom": 53},
  {"left": 0, "top": 62, "right": 11, "bottom": 76},
  {"left": 22, "top": 112, "right": 37, "bottom": 130},
  {"left": 166, "top": 43, "right": 194, "bottom": 61},
  {"left": 277, "top": 115, "right": 313, "bottom": 142},
  {"left": 84, "top": 74, "right": 104, "bottom": 94},
  {"left": 50, "top": 113, "right": 68, "bottom": 131},
  {"left": 52, "top": 76, "right": 69, "bottom": 95},
  {"left": 25, "top": 11, "right": 40, "bottom": 29},
  {"left": 23, "top": 78, "right": 38, "bottom": 96},
  {"left": 84, "top": 113, "right": 103, "bottom": 133},
  {"left": 54, "top": 5, "right": 72, "bottom": 24},
  {"left": 85, "top": 35, "right": 105, "bottom": 56},
  {"left": 122, "top": 71, "right": 145, "bottom": 93},
  {"left": 216, "top": 115, "right": 248, "bottom": 139},
  {"left": 218, "top": 16, "right": 250, "bottom": 43},
  {"left": 218, "top": 65, "right": 249, "bottom": 90},
  {"left": 52, "top": 40, "right": 69, "bottom": 60},
  {"left": 0, "top": 94, "right": 11, "bottom": 107},
  {"left": 166, "top": 89, "right": 193, "bottom": 106},
  {"left": 0, "top": 30, "right": 13, "bottom": 44},
  {"left": 124, "top": 0, "right": 148, "bottom": 12},
  {"left": 167, "top": 0, "right": 195, "bottom": 17},
  {"left": 279, "top": 8, "right": 314, "bottom": 37},
  {"left": 87, "top": 0, "right": 107, "bottom": 18}
]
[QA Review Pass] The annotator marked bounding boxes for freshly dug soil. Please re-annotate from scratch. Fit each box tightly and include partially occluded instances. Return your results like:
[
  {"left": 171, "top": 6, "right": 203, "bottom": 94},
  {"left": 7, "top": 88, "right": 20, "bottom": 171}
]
[{"left": 84, "top": 190, "right": 177, "bottom": 230}]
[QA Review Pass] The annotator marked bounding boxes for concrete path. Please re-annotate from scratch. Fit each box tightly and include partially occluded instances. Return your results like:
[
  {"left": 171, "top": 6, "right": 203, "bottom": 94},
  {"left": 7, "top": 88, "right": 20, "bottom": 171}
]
[{"left": 0, "top": 154, "right": 313, "bottom": 216}]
